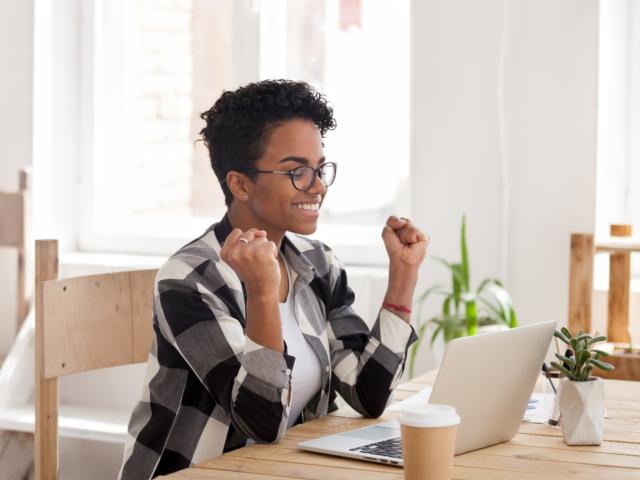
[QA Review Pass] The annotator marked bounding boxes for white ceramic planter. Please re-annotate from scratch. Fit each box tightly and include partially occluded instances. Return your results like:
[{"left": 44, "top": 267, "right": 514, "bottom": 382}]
[{"left": 558, "top": 377, "right": 605, "bottom": 445}]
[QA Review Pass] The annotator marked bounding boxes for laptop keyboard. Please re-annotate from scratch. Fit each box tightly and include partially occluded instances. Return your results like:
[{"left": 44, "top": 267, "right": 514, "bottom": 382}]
[{"left": 349, "top": 436, "right": 402, "bottom": 459}]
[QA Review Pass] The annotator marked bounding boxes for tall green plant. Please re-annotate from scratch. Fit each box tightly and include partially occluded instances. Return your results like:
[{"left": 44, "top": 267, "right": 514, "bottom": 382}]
[{"left": 408, "top": 215, "right": 518, "bottom": 378}]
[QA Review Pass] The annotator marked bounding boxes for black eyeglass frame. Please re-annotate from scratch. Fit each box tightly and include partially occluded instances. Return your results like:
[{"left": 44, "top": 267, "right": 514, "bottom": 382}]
[{"left": 239, "top": 162, "right": 337, "bottom": 192}]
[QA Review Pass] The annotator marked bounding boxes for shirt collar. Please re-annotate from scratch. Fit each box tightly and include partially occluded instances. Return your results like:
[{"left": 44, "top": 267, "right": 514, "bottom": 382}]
[{"left": 213, "top": 214, "right": 315, "bottom": 285}]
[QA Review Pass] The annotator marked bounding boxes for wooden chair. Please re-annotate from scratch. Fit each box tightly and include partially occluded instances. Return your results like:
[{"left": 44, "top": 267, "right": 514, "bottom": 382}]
[
  {"left": 34, "top": 239, "right": 157, "bottom": 480},
  {"left": 0, "top": 168, "right": 31, "bottom": 333},
  {"left": 568, "top": 224, "right": 640, "bottom": 380}
]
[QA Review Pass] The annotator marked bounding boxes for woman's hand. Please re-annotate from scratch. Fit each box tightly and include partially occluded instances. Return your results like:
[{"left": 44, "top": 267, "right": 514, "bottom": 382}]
[
  {"left": 381, "top": 216, "right": 430, "bottom": 322},
  {"left": 220, "top": 228, "right": 280, "bottom": 298},
  {"left": 381, "top": 216, "right": 429, "bottom": 268}
]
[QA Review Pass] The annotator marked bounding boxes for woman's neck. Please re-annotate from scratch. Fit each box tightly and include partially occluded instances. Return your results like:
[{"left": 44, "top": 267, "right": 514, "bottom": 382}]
[{"left": 226, "top": 204, "right": 285, "bottom": 251}]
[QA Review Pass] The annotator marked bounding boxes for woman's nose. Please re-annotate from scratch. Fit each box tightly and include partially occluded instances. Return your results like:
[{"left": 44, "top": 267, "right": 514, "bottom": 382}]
[{"left": 307, "top": 172, "right": 327, "bottom": 194}]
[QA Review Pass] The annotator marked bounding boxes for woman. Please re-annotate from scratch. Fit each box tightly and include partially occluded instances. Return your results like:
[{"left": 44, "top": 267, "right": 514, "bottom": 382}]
[{"left": 119, "top": 80, "right": 428, "bottom": 479}]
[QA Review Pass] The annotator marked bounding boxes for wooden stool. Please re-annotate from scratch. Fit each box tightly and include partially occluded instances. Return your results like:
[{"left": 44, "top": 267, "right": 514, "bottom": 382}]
[{"left": 568, "top": 224, "right": 640, "bottom": 380}]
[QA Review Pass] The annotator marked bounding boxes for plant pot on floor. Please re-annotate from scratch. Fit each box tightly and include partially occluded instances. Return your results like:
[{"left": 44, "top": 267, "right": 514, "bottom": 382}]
[{"left": 558, "top": 377, "right": 605, "bottom": 445}]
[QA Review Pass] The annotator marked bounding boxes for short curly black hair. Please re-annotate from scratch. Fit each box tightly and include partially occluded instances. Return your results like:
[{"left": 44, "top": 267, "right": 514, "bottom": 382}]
[{"left": 199, "top": 79, "right": 337, "bottom": 206}]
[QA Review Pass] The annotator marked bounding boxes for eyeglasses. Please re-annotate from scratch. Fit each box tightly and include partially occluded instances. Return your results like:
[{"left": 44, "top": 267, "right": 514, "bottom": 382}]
[{"left": 241, "top": 162, "right": 337, "bottom": 192}]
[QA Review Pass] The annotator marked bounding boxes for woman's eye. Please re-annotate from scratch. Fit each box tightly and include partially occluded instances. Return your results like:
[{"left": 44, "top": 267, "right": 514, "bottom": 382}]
[{"left": 290, "top": 170, "right": 305, "bottom": 179}]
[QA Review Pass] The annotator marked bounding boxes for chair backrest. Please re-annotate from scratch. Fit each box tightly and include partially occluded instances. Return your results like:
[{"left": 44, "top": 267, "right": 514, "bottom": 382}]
[
  {"left": 0, "top": 169, "right": 30, "bottom": 331},
  {"left": 34, "top": 239, "right": 157, "bottom": 480}
]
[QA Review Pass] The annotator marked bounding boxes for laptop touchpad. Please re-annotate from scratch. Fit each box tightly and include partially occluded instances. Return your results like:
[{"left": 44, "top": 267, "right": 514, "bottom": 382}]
[{"left": 342, "top": 426, "right": 399, "bottom": 441}]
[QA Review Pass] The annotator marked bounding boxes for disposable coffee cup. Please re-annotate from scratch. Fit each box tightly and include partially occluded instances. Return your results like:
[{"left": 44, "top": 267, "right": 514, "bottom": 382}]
[{"left": 399, "top": 404, "right": 460, "bottom": 480}]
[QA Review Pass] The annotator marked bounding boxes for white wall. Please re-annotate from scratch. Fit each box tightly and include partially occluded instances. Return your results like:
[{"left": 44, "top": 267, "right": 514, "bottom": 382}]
[
  {"left": 0, "top": 0, "right": 34, "bottom": 355},
  {"left": 506, "top": 0, "right": 599, "bottom": 331},
  {"left": 410, "top": 0, "right": 600, "bottom": 375}
]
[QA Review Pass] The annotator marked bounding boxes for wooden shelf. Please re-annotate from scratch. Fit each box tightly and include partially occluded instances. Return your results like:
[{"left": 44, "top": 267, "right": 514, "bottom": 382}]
[
  {"left": 595, "top": 237, "right": 640, "bottom": 253},
  {"left": 0, "top": 404, "right": 129, "bottom": 444}
]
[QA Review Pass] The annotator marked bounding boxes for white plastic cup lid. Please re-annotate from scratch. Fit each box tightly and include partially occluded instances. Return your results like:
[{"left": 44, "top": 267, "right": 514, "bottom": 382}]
[{"left": 399, "top": 404, "right": 460, "bottom": 428}]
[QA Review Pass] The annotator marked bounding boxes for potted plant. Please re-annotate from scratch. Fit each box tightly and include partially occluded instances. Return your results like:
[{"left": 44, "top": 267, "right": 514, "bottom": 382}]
[
  {"left": 408, "top": 215, "right": 518, "bottom": 378},
  {"left": 550, "top": 327, "right": 615, "bottom": 445}
]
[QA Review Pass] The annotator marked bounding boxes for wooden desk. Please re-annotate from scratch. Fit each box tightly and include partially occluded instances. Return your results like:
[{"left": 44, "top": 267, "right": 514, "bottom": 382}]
[{"left": 159, "top": 374, "right": 640, "bottom": 479}]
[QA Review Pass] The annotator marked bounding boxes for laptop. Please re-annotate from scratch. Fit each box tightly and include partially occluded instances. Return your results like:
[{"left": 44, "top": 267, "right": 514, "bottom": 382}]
[{"left": 298, "top": 320, "right": 556, "bottom": 466}]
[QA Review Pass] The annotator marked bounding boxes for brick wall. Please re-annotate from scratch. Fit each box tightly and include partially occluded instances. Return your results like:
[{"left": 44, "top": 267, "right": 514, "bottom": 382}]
[{"left": 128, "top": 0, "right": 194, "bottom": 215}]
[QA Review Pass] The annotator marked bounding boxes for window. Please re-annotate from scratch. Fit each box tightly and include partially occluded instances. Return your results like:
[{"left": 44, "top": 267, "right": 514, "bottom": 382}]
[
  {"left": 78, "top": 0, "right": 410, "bottom": 264},
  {"left": 597, "top": 0, "right": 640, "bottom": 281}
]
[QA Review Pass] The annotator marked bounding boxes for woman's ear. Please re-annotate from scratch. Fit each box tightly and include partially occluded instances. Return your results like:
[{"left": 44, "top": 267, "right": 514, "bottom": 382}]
[{"left": 226, "top": 171, "right": 250, "bottom": 201}]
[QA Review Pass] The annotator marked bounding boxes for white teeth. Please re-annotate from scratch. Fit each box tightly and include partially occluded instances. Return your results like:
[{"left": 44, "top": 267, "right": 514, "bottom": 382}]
[{"left": 295, "top": 203, "right": 320, "bottom": 211}]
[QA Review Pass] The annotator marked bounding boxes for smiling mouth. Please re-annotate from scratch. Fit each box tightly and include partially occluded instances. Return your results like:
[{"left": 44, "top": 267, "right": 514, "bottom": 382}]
[{"left": 293, "top": 203, "right": 320, "bottom": 212}]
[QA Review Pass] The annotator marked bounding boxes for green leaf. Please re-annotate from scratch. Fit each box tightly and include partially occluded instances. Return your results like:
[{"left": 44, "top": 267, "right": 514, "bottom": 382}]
[
  {"left": 575, "top": 350, "right": 591, "bottom": 377},
  {"left": 554, "top": 330, "right": 571, "bottom": 345},
  {"left": 431, "top": 256, "right": 452, "bottom": 269},
  {"left": 477, "top": 297, "right": 504, "bottom": 321},
  {"left": 592, "top": 349, "right": 610, "bottom": 357},
  {"left": 577, "top": 349, "right": 591, "bottom": 365},
  {"left": 414, "top": 283, "right": 450, "bottom": 304},
  {"left": 581, "top": 365, "right": 593, "bottom": 381},
  {"left": 452, "top": 326, "right": 466, "bottom": 340},
  {"left": 482, "top": 283, "right": 515, "bottom": 326},
  {"left": 587, "top": 336, "right": 608, "bottom": 346},
  {"left": 412, "top": 284, "right": 451, "bottom": 334},
  {"left": 570, "top": 338, "right": 578, "bottom": 351},
  {"left": 408, "top": 321, "right": 431, "bottom": 379},
  {"left": 508, "top": 307, "right": 518, "bottom": 328},
  {"left": 560, "top": 326, "right": 573, "bottom": 340},
  {"left": 485, "top": 312, "right": 507, "bottom": 326},
  {"left": 460, "top": 215, "right": 470, "bottom": 291},
  {"left": 443, "top": 295, "right": 452, "bottom": 316},
  {"left": 451, "top": 263, "right": 463, "bottom": 312},
  {"left": 476, "top": 278, "right": 504, "bottom": 294},
  {"left": 430, "top": 322, "right": 444, "bottom": 345},
  {"left": 550, "top": 361, "right": 576, "bottom": 380},
  {"left": 437, "top": 315, "right": 465, "bottom": 343},
  {"left": 589, "top": 358, "right": 615, "bottom": 371},
  {"left": 477, "top": 315, "right": 502, "bottom": 327},
  {"left": 554, "top": 353, "right": 575, "bottom": 367},
  {"left": 451, "top": 263, "right": 464, "bottom": 292},
  {"left": 432, "top": 257, "right": 466, "bottom": 289},
  {"left": 465, "top": 299, "right": 478, "bottom": 336}
]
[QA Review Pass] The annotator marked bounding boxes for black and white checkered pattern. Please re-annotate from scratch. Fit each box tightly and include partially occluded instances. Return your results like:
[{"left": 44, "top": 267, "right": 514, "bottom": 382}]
[{"left": 119, "top": 215, "right": 418, "bottom": 479}]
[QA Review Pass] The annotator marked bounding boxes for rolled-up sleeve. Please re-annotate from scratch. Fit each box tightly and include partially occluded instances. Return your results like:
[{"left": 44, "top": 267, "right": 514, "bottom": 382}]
[
  {"left": 325, "top": 252, "right": 418, "bottom": 418},
  {"left": 154, "top": 268, "right": 294, "bottom": 443}
]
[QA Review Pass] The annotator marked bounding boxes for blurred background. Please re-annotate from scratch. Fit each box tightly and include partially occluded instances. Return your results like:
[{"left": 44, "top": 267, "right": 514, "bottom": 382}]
[{"left": 1, "top": 0, "right": 639, "bottom": 478}]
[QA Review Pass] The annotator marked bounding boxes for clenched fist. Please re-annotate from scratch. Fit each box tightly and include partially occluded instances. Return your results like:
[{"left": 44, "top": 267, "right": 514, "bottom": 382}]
[
  {"left": 220, "top": 228, "right": 280, "bottom": 297},
  {"left": 381, "top": 216, "right": 429, "bottom": 268}
]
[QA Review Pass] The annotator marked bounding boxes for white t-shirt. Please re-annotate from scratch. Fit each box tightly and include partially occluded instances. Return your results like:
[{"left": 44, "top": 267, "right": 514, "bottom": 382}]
[
  {"left": 279, "top": 256, "right": 323, "bottom": 427},
  {"left": 245, "top": 258, "right": 323, "bottom": 448}
]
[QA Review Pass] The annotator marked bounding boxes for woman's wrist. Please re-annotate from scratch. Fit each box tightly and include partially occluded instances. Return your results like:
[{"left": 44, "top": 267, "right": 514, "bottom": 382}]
[
  {"left": 245, "top": 282, "right": 279, "bottom": 302},
  {"left": 387, "top": 263, "right": 419, "bottom": 294},
  {"left": 384, "top": 263, "right": 419, "bottom": 322},
  {"left": 245, "top": 288, "right": 283, "bottom": 353}
]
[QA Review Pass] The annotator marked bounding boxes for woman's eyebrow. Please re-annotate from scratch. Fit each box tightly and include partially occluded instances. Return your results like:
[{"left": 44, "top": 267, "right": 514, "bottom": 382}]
[{"left": 278, "top": 156, "right": 326, "bottom": 165}]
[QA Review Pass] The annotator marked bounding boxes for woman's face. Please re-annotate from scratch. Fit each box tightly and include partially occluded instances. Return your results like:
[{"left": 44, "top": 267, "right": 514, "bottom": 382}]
[{"left": 244, "top": 118, "right": 328, "bottom": 236}]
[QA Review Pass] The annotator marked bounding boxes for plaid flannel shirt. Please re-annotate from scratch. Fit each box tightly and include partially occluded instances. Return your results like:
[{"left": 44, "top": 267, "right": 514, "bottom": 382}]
[{"left": 119, "top": 215, "right": 418, "bottom": 479}]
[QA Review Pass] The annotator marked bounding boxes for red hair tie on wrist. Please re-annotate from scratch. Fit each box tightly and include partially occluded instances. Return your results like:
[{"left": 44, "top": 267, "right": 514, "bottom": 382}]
[{"left": 383, "top": 302, "right": 412, "bottom": 314}]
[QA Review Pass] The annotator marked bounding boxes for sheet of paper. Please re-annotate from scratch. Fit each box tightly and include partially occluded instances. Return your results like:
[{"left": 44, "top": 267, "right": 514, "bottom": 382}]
[
  {"left": 389, "top": 387, "right": 555, "bottom": 424},
  {"left": 524, "top": 393, "right": 555, "bottom": 423},
  {"left": 388, "top": 387, "right": 432, "bottom": 412}
]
